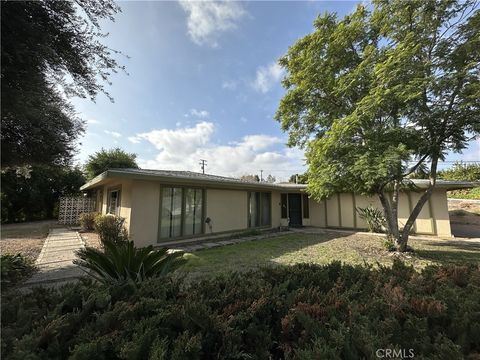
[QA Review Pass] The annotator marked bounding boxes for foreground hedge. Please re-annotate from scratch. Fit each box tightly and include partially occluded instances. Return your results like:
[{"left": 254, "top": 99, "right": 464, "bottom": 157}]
[{"left": 2, "top": 261, "right": 480, "bottom": 359}]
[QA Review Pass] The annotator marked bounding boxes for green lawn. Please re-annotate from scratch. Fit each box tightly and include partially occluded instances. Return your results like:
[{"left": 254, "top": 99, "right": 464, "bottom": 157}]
[{"left": 182, "top": 232, "right": 480, "bottom": 278}]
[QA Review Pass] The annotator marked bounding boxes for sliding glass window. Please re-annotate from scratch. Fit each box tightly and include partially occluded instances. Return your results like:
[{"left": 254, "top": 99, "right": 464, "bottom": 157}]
[
  {"left": 159, "top": 187, "right": 204, "bottom": 240},
  {"left": 248, "top": 192, "right": 271, "bottom": 228},
  {"left": 183, "top": 188, "right": 203, "bottom": 236}
]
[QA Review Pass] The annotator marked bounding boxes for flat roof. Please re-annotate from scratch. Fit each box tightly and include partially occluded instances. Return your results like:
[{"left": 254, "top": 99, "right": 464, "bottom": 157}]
[{"left": 80, "top": 168, "right": 479, "bottom": 192}]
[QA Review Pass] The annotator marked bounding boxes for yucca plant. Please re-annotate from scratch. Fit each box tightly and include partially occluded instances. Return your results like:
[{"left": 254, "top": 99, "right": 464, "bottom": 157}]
[
  {"left": 356, "top": 205, "right": 386, "bottom": 233},
  {"left": 74, "top": 240, "right": 186, "bottom": 284}
]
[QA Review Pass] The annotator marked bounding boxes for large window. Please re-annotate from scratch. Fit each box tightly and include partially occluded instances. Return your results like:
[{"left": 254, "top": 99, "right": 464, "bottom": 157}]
[
  {"left": 302, "top": 194, "right": 310, "bottom": 219},
  {"left": 107, "top": 189, "right": 120, "bottom": 215},
  {"left": 248, "top": 192, "right": 271, "bottom": 227},
  {"left": 159, "top": 187, "right": 204, "bottom": 240}
]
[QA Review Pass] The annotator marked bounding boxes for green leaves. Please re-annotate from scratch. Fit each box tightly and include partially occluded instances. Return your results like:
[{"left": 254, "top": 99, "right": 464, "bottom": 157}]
[
  {"left": 85, "top": 148, "right": 139, "bottom": 179},
  {"left": 74, "top": 241, "right": 187, "bottom": 285}
]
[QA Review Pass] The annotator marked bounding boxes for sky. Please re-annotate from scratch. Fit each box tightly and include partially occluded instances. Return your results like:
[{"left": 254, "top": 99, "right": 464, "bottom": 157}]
[{"left": 73, "top": 1, "right": 479, "bottom": 182}]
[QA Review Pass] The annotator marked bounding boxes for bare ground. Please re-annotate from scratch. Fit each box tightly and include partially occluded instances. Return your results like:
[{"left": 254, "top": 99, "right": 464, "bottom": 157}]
[
  {"left": 448, "top": 200, "right": 480, "bottom": 238},
  {"left": 0, "top": 220, "right": 61, "bottom": 261},
  {"left": 78, "top": 231, "right": 102, "bottom": 251}
]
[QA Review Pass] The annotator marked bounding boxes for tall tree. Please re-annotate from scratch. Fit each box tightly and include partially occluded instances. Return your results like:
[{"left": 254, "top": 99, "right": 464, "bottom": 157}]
[
  {"left": 85, "top": 148, "right": 139, "bottom": 180},
  {"left": 1, "top": 0, "right": 124, "bottom": 168},
  {"left": 1, "top": 165, "right": 86, "bottom": 223},
  {"left": 276, "top": 0, "right": 480, "bottom": 251}
]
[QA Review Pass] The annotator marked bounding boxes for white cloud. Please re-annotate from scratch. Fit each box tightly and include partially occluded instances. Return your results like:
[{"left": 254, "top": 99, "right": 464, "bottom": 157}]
[
  {"left": 86, "top": 118, "right": 100, "bottom": 125},
  {"left": 104, "top": 130, "right": 122, "bottom": 138},
  {"left": 179, "top": 1, "right": 246, "bottom": 47},
  {"left": 129, "top": 122, "right": 305, "bottom": 180},
  {"left": 252, "top": 62, "right": 284, "bottom": 93},
  {"left": 187, "top": 108, "right": 210, "bottom": 118}
]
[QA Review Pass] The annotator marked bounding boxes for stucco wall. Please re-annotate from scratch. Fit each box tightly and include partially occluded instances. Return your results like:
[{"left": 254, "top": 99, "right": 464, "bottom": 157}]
[
  {"left": 271, "top": 191, "right": 282, "bottom": 228},
  {"left": 205, "top": 189, "right": 248, "bottom": 233},
  {"left": 98, "top": 180, "right": 132, "bottom": 231},
  {"left": 308, "top": 189, "right": 451, "bottom": 237},
  {"left": 129, "top": 181, "right": 160, "bottom": 247}
]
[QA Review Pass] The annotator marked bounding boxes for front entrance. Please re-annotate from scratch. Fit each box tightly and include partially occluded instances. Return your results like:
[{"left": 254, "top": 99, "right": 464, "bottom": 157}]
[{"left": 288, "top": 193, "right": 302, "bottom": 227}]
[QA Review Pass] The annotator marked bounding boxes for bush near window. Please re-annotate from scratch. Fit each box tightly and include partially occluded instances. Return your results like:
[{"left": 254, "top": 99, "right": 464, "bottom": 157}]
[
  {"left": 1, "top": 254, "right": 36, "bottom": 290},
  {"left": 2, "top": 261, "right": 480, "bottom": 359},
  {"left": 79, "top": 212, "right": 98, "bottom": 231},
  {"left": 94, "top": 214, "right": 128, "bottom": 244}
]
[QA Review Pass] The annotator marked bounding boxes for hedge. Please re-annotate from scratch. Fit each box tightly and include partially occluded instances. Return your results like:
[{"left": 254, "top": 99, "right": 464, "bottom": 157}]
[{"left": 2, "top": 261, "right": 480, "bottom": 359}]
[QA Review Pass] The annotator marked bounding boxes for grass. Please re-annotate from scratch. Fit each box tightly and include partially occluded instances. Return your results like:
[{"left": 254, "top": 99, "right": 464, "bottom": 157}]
[{"left": 182, "top": 232, "right": 480, "bottom": 278}]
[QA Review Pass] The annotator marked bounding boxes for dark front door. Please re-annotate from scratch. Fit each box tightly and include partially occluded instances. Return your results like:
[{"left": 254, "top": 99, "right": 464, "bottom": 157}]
[{"left": 288, "top": 194, "right": 302, "bottom": 227}]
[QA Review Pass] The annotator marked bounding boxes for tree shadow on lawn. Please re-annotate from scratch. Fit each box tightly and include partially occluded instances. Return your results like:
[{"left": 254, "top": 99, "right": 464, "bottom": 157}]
[{"left": 424, "top": 240, "right": 480, "bottom": 252}]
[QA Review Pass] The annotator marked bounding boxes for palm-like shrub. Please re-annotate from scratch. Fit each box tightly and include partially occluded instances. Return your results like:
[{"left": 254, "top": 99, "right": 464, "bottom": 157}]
[
  {"left": 356, "top": 205, "right": 386, "bottom": 233},
  {"left": 74, "top": 240, "right": 186, "bottom": 284}
]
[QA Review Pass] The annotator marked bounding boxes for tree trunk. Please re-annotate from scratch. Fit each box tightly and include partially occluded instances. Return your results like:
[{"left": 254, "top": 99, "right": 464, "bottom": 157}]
[
  {"left": 377, "top": 190, "right": 397, "bottom": 240},
  {"left": 399, "top": 156, "right": 439, "bottom": 251}
]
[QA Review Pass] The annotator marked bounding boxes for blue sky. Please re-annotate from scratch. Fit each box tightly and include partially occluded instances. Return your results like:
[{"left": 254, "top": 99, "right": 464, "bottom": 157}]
[{"left": 73, "top": 1, "right": 479, "bottom": 181}]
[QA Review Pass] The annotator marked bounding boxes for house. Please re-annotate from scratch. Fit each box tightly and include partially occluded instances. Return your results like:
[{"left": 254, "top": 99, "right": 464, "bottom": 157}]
[{"left": 80, "top": 168, "right": 475, "bottom": 246}]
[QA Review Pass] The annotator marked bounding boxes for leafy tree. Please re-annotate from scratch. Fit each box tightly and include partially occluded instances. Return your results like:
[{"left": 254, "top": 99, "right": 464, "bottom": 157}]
[
  {"left": 1, "top": 165, "right": 86, "bottom": 223},
  {"left": 85, "top": 148, "right": 139, "bottom": 179},
  {"left": 289, "top": 173, "right": 309, "bottom": 184},
  {"left": 276, "top": 0, "right": 480, "bottom": 251},
  {"left": 438, "top": 162, "right": 480, "bottom": 181},
  {"left": 240, "top": 174, "right": 260, "bottom": 182},
  {"left": 265, "top": 174, "right": 277, "bottom": 183},
  {"left": 1, "top": 0, "right": 124, "bottom": 168}
]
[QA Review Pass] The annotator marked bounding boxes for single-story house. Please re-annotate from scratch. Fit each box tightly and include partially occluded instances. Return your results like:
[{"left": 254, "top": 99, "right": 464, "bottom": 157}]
[{"left": 80, "top": 168, "right": 475, "bottom": 246}]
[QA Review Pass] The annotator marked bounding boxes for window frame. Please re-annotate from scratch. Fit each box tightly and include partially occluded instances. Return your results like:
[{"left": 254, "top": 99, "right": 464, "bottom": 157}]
[
  {"left": 247, "top": 191, "right": 272, "bottom": 228},
  {"left": 106, "top": 186, "right": 121, "bottom": 216},
  {"left": 158, "top": 185, "right": 206, "bottom": 241}
]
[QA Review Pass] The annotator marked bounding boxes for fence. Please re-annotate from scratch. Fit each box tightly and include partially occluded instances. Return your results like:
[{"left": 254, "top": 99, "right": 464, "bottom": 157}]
[{"left": 58, "top": 197, "right": 96, "bottom": 225}]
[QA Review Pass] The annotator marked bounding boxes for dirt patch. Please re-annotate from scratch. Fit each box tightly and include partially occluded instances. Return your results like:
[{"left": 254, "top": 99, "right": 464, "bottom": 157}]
[
  {"left": 448, "top": 200, "right": 480, "bottom": 225},
  {"left": 1, "top": 220, "right": 62, "bottom": 261},
  {"left": 79, "top": 231, "right": 102, "bottom": 251}
]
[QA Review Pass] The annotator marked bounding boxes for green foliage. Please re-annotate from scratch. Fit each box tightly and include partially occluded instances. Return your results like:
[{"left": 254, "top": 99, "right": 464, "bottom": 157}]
[
  {"left": 275, "top": 0, "right": 480, "bottom": 248},
  {"left": 1, "top": 165, "right": 86, "bottom": 223},
  {"left": 439, "top": 162, "right": 480, "bottom": 182},
  {"left": 2, "top": 262, "right": 480, "bottom": 358},
  {"left": 94, "top": 214, "right": 129, "bottom": 244},
  {"left": 79, "top": 212, "right": 98, "bottom": 231},
  {"left": 289, "top": 173, "right": 309, "bottom": 184},
  {"left": 447, "top": 187, "right": 480, "bottom": 200},
  {"left": 1, "top": 1, "right": 123, "bottom": 168},
  {"left": 85, "top": 148, "right": 139, "bottom": 179},
  {"left": 74, "top": 241, "right": 186, "bottom": 284},
  {"left": 1, "top": 254, "right": 36, "bottom": 290},
  {"left": 356, "top": 205, "right": 386, "bottom": 233}
]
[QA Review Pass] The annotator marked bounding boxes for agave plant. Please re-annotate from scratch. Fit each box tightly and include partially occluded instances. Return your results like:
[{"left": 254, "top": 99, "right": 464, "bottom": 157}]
[
  {"left": 74, "top": 240, "right": 186, "bottom": 284},
  {"left": 356, "top": 205, "right": 386, "bottom": 233}
]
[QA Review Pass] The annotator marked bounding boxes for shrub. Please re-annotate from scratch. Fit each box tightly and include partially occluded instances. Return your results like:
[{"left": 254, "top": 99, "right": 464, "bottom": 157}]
[
  {"left": 1, "top": 254, "right": 36, "bottom": 290},
  {"left": 94, "top": 214, "right": 128, "bottom": 244},
  {"left": 79, "top": 212, "right": 97, "bottom": 230},
  {"left": 356, "top": 205, "right": 386, "bottom": 233},
  {"left": 74, "top": 240, "right": 186, "bottom": 284},
  {"left": 2, "top": 261, "right": 480, "bottom": 359}
]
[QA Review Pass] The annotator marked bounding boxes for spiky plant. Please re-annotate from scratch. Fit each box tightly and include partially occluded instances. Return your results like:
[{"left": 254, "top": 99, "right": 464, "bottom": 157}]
[
  {"left": 74, "top": 240, "right": 186, "bottom": 284},
  {"left": 356, "top": 205, "right": 386, "bottom": 233}
]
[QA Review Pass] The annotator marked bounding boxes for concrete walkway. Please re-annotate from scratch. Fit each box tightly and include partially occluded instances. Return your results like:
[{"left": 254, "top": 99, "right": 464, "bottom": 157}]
[{"left": 24, "top": 228, "right": 85, "bottom": 286}]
